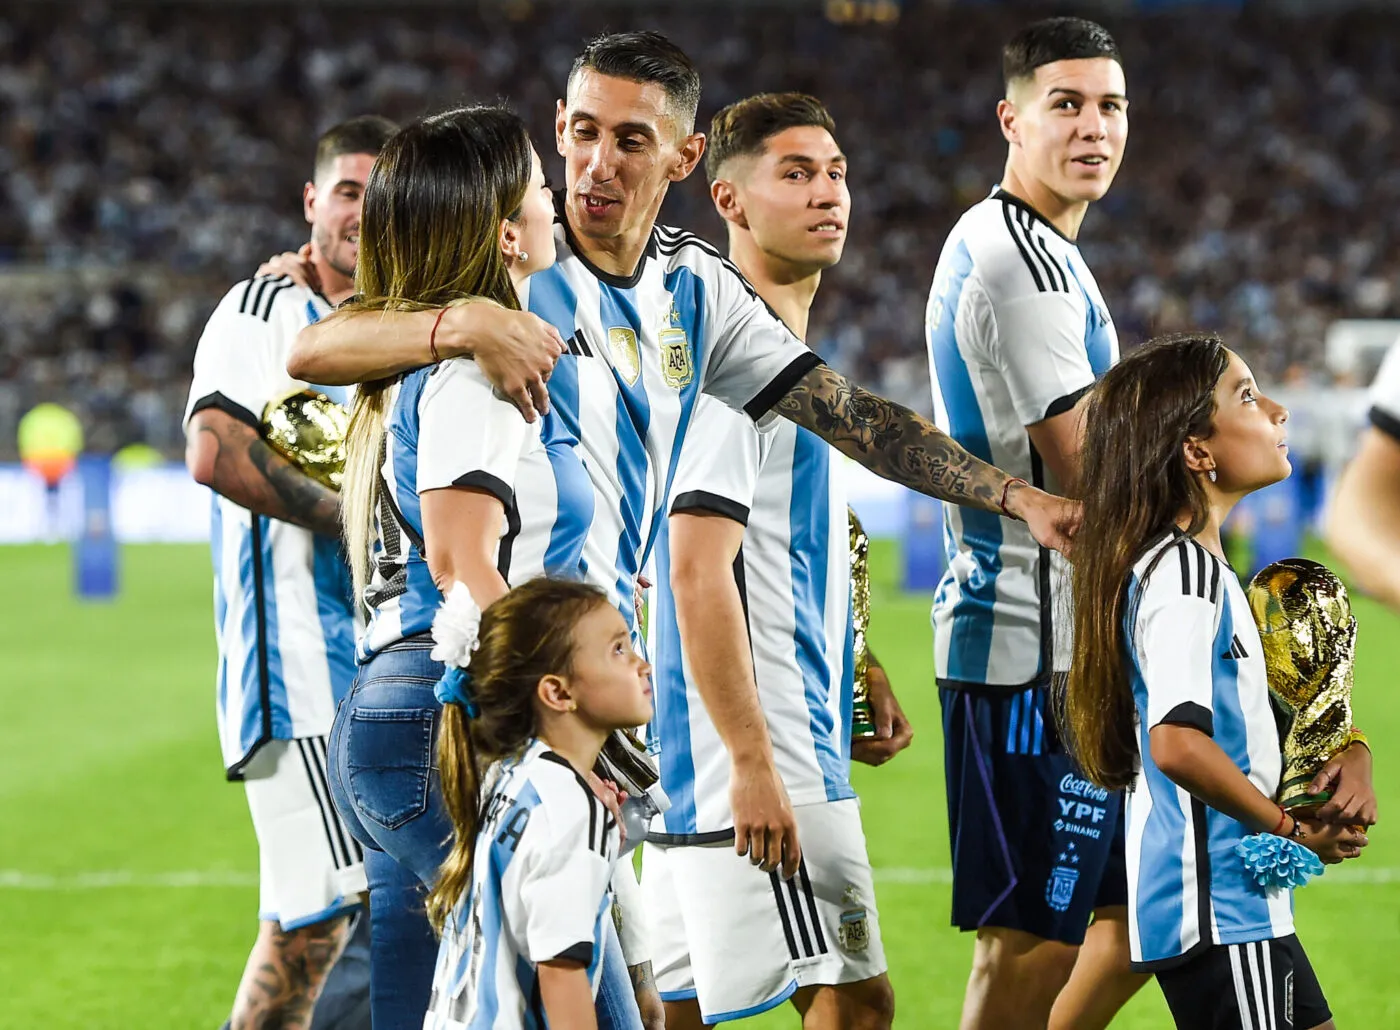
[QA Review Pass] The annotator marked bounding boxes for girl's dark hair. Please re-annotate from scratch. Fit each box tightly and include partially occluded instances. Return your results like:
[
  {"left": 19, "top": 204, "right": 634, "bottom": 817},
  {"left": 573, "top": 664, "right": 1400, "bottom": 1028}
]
[
  {"left": 426, "top": 578, "right": 611, "bottom": 933},
  {"left": 1059, "top": 333, "right": 1230, "bottom": 790},
  {"left": 341, "top": 105, "right": 534, "bottom": 608}
]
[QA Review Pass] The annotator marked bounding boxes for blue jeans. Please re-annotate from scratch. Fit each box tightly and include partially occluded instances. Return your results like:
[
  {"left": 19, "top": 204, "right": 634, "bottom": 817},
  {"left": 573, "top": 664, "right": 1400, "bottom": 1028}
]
[{"left": 327, "top": 640, "right": 643, "bottom": 1030}]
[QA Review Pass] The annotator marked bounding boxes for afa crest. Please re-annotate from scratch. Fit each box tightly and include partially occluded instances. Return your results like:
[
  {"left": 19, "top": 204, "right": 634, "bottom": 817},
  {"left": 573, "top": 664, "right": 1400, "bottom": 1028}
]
[
  {"left": 607, "top": 327, "right": 641, "bottom": 386},
  {"left": 836, "top": 885, "right": 870, "bottom": 954},
  {"left": 659, "top": 329, "right": 693, "bottom": 389},
  {"left": 659, "top": 302, "right": 693, "bottom": 389},
  {"left": 1045, "top": 865, "right": 1080, "bottom": 913}
]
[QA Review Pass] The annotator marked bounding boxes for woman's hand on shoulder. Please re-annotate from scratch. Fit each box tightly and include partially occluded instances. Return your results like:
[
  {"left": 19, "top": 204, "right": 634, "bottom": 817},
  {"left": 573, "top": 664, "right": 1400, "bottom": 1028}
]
[{"left": 445, "top": 304, "right": 565, "bottom": 423}]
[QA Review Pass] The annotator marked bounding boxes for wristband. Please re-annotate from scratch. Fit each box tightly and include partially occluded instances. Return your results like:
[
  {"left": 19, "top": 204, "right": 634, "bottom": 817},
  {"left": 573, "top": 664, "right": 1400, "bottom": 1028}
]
[
  {"left": 1270, "top": 806, "right": 1289, "bottom": 836},
  {"left": 1346, "top": 726, "right": 1370, "bottom": 753},
  {"left": 999, "top": 477, "right": 1028, "bottom": 518},
  {"left": 429, "top": 307, "right": 449, "bottom": 364}
]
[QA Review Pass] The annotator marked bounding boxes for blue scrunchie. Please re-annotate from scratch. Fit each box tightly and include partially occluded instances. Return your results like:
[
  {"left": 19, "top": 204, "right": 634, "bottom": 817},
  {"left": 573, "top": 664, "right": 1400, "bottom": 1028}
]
[
  {"left": 434, "top": 666, "right": 480, "bottom": 718},
  {"left": 1235, "top": 833, "right": 1325, "bottom": 891}
]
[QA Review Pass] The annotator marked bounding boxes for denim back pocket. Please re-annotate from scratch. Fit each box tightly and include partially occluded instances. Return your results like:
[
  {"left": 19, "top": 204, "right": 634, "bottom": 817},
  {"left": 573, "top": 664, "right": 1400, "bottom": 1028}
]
[{"left": 345, "top": 706, "right": 437, "bottom": 831}]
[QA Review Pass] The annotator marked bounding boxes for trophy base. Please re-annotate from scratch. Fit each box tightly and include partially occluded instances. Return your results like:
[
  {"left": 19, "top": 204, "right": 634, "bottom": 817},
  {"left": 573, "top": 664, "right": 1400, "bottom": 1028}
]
[
  {"left": 1279, "top": 772, "right": 1330, "bottom": 812},
  {"left": 851, "top": 701, "right": 877, "bottom": 740}
]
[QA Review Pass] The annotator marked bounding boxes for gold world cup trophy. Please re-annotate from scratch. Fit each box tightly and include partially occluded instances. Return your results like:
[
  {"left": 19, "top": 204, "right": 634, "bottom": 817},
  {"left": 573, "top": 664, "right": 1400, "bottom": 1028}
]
[
  {"left": 1246, "top": 558, "right": 1361, "bottom": 812},
  {"left": 261, "top": 389, "right": 351, "bottom": 491},
  {"left": 849, "top": 508, "right": 877, "bottom": 740}
]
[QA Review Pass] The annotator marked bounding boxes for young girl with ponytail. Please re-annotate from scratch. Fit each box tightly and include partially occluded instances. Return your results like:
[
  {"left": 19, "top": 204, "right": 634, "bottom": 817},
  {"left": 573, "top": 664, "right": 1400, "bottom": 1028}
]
[
  {"left": 422, "top": 578, "right": 655, "bottom": 1029},
  {"left": 1059, "top": 334, "right": 1374, "bottom": 1030}
]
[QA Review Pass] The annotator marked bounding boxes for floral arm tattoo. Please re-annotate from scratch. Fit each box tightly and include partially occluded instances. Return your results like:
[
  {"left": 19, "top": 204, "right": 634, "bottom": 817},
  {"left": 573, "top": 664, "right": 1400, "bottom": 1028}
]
[{"left": 774, "top": 365, "right": 1009, "bottom": 513}]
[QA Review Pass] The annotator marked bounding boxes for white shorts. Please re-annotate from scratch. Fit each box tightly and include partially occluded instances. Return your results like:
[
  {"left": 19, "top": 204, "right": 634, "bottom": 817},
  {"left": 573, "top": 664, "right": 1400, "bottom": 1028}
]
[
  {"left": 244, "top": 736, "right": 367, "bottom": 931},
  {"left": 642, "top": 798, "right": 887, "bottom": 1023}
]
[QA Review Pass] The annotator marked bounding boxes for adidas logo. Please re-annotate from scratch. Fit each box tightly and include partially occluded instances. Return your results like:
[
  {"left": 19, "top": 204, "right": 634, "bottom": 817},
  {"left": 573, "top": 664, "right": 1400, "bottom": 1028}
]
[{"left": 1220, "top": 634, "right": 1249, "bottom": 661}]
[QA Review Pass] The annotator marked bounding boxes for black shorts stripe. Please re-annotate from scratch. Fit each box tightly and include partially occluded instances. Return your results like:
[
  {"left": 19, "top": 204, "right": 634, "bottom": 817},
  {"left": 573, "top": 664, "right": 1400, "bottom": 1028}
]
[
  {"left": 296, "top": 739, "right": 350, "bottom": 870},
  {"left": 796, "top": 860, "right": 827, "bottom": 954},
  {"left": 768, "top": 871, "right": 801, "bottom": 960},
  {"left": 312, "top": 737, "right": 361, "bottom": 865},
  {"left": 785, "top": 875, "right": 815, "bottom": 956},
  {"left": 1002, "top": 203, "right": 1046, "bottom": 292}
]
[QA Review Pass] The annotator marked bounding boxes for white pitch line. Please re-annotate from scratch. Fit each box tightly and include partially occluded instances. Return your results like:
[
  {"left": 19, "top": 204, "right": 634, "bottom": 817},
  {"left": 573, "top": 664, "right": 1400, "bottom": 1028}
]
[{"left": 1, "top": 867, "right": 1397, "bottom": 890}]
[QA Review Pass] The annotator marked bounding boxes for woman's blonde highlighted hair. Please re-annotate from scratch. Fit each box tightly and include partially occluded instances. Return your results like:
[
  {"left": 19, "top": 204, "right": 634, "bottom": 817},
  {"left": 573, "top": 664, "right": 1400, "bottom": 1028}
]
[{"left": 339, "top": 106, "right": 534, "bottom": 608}]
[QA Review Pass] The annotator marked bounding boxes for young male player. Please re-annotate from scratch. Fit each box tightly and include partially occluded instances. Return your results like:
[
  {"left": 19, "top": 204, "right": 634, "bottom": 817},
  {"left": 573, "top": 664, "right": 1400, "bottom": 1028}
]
[
  {"left": 923, "top": 19, "right": 1140, "bottom": 1030},
  {"left": 644, "top": 92, "right": 908, "bottom": 1029},
  {"left": 183, "top": 116, "right": 395, "bottom": 1030}
]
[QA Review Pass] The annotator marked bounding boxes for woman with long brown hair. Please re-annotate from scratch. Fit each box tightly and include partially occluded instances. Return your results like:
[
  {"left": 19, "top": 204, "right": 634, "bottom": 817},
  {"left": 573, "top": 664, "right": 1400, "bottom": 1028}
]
[
  {"left": 1060, "top": 333, "right": 1370, "bottom": 1029},
  {"left": 318, "top": 105, "right": 622, "bottom": 1030}
]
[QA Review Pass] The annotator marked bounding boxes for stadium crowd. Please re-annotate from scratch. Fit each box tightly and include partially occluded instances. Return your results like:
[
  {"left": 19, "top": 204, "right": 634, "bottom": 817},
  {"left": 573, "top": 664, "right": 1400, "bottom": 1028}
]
[{"left": 2, "top": 0, "right": 1398, "bottom": 457}]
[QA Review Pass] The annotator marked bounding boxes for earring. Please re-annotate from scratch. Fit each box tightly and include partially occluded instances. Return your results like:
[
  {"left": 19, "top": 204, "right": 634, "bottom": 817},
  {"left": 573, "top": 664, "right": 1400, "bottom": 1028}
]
[
  {"left": 518, "top": 251, "right": 529, "bottom": 264},
  {"left": 1208, "top": 469, "right": 1217, "bottom": 483},
  {"left": 566, "top": 700, "right": 577, "bottom": 712}
]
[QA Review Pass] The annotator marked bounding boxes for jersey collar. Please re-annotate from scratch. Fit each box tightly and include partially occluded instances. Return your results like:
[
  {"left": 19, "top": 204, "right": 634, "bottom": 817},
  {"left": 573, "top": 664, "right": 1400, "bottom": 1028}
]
[{"left": 992, "top": 187, "right": 1075, "bottom": 246}]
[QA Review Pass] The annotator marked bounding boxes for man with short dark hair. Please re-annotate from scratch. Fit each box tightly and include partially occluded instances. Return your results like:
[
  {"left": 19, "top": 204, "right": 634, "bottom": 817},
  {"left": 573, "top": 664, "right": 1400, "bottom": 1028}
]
[
  {"left": 183, "top": 114, "right": 394, "bottom": 1030},
  {"left": 645, "top": 91, "right": 905, "bottom": 1030},
  {"left": 923, "top": 18, "right": 1133, "bottom": 1029}
]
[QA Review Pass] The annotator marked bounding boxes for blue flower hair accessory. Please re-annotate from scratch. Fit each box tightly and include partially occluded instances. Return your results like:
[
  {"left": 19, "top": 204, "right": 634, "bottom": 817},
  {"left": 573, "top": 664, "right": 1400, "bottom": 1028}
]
[
  {"left": 434, "top": 666, "right": 479, "bottom": 718},
  {"left": 430, "top": 582, "right": 483, "bottom": 719},
  {"left": 1235, "top": 832, "right": 1325, "bottom": 892}
]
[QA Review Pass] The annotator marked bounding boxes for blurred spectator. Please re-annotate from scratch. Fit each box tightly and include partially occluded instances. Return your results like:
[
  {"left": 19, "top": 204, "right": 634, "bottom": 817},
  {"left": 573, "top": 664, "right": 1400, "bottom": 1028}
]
[{"left": 4, "top": 1, "right": 1400, "bottom": 456}]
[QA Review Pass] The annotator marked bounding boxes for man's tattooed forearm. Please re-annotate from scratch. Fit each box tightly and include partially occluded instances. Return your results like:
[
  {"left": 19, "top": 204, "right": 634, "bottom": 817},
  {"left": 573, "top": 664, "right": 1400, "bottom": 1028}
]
[
  {"left": 193, "top": 416, "right": 341, "bottom": 537},
  {"left": 775, "top": 366, "right": 1004, "bottom": 511},
  {"left": 245, "top": 437, "right": 342, "bottom": 537}
]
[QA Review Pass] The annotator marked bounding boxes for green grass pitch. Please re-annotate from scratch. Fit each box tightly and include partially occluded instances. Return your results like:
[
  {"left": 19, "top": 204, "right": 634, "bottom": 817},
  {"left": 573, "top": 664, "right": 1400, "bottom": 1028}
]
[{"left": 1, "top": 541, "right": 1396, "bottom": 1027}]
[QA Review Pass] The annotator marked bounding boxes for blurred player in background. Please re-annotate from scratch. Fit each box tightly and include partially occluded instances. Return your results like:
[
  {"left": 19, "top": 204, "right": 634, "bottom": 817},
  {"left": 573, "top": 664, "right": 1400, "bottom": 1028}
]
[
  {"left": 923, "top": 18, "right": 1139, "bottom": 1029},
  {"left": 183, "top": 115, "right": 395, "bottom": 1030},
  {"left": 1327, "top": 340, "right": 1400, "bottom": 611},
  {"left": 645, "top": 92, "right": 906, "bottom": 1029}
]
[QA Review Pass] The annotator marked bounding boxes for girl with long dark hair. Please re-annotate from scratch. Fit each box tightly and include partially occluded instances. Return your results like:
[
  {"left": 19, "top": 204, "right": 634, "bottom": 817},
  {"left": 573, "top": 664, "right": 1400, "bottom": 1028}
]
[{"left": 1060, "top": 334, "right": 1371, "bottom": 1029}]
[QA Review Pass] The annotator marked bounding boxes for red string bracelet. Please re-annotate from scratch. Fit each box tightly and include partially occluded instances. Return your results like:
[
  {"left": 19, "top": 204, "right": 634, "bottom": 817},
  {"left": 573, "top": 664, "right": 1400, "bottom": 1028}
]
[
  {"left": 429, "top": 307, "right": 448, "bottom": 363},
  {"left": 1271, "top": 805, "right": 1289, "bottom": 836},
  {"left": 999, "top": 477, "right": 1028, "bottom": 518}
]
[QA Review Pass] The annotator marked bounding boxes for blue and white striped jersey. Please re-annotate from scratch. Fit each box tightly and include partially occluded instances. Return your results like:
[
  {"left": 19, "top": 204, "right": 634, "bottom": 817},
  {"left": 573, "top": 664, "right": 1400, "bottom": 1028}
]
[
  {"left": 517, "top": 208, "right": 820, "bottom": 639},
  {"left": 1124, "top": 533, "right": 1293, "bottom": 971},
  {"left": 358, "top": 357, "right": 593, "bottom": 658},
  {"left": 184, "top": 276, "right": 357, "bottom": 778},
  {"left": 926, "top": 189, "right": 1118, "bottom": 689},
  {"left": 425, "top": 739, "right": 618, "bottom": 1030},
  {"left": 649, "top": 398, "right": 856, "bottom": 835}
]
